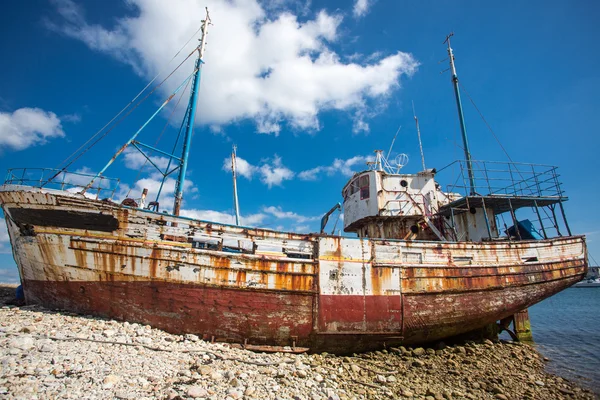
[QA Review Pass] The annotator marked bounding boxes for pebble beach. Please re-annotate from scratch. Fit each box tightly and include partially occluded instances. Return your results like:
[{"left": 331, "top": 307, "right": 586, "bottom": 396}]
[{"left": 0, "top": 284, "right": 595, "bottom": 400}]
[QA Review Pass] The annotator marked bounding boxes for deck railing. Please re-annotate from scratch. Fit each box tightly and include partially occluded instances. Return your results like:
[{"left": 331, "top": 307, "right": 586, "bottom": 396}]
[
  {"left": 437, "top": 160, "right": 565, "bottom": 199},
  {"left": 3, "top": 168, "right": 120, "bottom": 200}
]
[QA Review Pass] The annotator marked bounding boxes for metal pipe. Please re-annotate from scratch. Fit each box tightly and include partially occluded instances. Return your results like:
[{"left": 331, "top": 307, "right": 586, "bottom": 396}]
[
  {"left": 558, "top": 201, "right": 572, "bottom": 236},
  {"left": 412, "top": 101, "right": 426, "bottom": 171},
  {"left": 481, "top": 198, "right": 493, "bottom": 240},
  {"left": 133, "top": 141, "right": 183, "bottom": 162},
  {"left": 508, "top": 199, "right": 522, "bottom": 240},
  {"left": 82, "top": 74, "right": 193, "bottom": 194},
  {"left": 533, "top": 200, "right": 547, "bottom": 239},
  {"left": 445, "top": 33, "right": 475, "bottom": 195},
  {"left": 450, "top": 207, "right": 458, "bottom": 241},
  {"left": 550, "top": 205, "right": 562, "bottom": 236}
]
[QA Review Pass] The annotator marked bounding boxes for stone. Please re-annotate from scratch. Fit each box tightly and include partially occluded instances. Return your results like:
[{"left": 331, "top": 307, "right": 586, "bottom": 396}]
[
  {"left": 315, "top": 374, "right": 324, "bottom": 383},
  {"left": 187, "top": 385, "right": 208, "bottom": 398},
  {"left": 210, "top": 372, "right": 223, "bottom": 380},
  {"left": 185, "top": 333, "right": 199, "bottom": 342},
  {"left": 297, "top": 370, "right": 308, "bottom": 378},
  {"left": 558, "top": 388, "right": 574, "bottom": 395},
  {"left": 535, "top": 380, "right": 545, "bottom": 387},
  {"left": 412, "top": 359, "right": 425, "bottom": 367},
  {"left": 412, "top": 347, "right": 425, "bottom": 357},
  {"left": 9, "top": 336, "right": 35, "bottom": 351},
  {"left": 199, "top": 365, "right": 212, "bottom": 376},
  {"left": 103, "top": 329, "right": 116, "bottom": 337},
  {"left": 350, "top": 364, "right": 360, "bottom": 373},
  {"left": 376, "top": 375, "right": 387, "bottom": 383},
  {"left": 495, "top": 395, "right": 508, "bottom": 400}
]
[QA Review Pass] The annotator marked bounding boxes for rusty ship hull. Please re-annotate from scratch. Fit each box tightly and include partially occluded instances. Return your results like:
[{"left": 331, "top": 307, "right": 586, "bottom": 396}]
[{"left": 0, "top": 185, "right": 588, "bottom": 353}]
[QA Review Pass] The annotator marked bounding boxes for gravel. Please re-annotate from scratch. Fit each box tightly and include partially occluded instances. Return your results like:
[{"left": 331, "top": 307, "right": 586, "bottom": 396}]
[{"left": 0, "top": 283, "right": 595, "bottom": 399}]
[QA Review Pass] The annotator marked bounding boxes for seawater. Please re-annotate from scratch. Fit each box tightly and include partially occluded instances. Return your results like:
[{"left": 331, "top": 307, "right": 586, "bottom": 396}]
[{"left": 527, "top": 287, "right": 600, "bottom": 394}]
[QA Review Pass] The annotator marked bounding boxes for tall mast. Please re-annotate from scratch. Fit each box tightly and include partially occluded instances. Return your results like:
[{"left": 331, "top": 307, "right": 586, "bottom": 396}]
[
  {"left": 412, "top": 101, "right": 426, "bottom": 171},
  {"left": 173, "top": 8, "right": 211, "bottom": 216},
  {"left": 444, "top": 33, "right": 476, "bottom": 195},
  {"left": 231, "top": 145, "right": 241, "bottom": 225}
]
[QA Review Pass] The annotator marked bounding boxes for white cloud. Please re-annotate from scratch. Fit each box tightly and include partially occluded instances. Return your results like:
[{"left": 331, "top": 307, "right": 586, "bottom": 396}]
[
  {"left": 353, "top": 0, "right": 371, "bottom": 18},
  {"left": 258, "top": 155, "right": 295, "bottom": 187},
  {"left": 222, "top": 154, "right": 256, "bottom": 180},
  {"left": 47, "top": 0, "right": 418, "bottom": 134},
  {"left": 122, "top": 147, "right": 171, "bottom": 171},
  {"left": 298, "top": 154, "right": 373, "bottom": 180},
  {"left": 294, "top": 224, "right": 310, "bottom": 233},
  {"left": 0, "top": 217, "right": 10, "bottom": 254},
  {"left": 262, "top": 206, "right": 319, "bottom": 223},
  {"left": 0, "top": 267, "right": 20, "bottom": 284},
  {"left": 180, "top": 209, "right": 267, "bottom": 226},
  {"left": 0, "top": 107, "right": 65, "bottom": 151},
  {"left": 116, "top": 172, "right": 196, "bottom": 211},
  {"left": 222, "top": 154, "right": 294, "bottom": 188}
]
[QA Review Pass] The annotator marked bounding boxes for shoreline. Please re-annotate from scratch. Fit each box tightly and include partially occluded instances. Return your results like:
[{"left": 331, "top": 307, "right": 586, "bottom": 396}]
[{"left": 0, "top": 284, "right": 595, "bottom": 400}]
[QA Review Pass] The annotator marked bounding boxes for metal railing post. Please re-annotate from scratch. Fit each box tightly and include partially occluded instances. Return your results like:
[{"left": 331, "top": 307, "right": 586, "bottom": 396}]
[
  {"left": 558, "top": 201, "right": 572, "bottom": 236},
  {"left": 533, "top": 201, "right": 547, "bottom": 239},
  {"left": 508, "top": 199, "right": 522, "bottom": 240}
]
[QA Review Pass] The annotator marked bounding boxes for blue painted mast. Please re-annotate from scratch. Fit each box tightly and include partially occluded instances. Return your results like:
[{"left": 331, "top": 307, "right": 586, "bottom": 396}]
[
  {"left": 444, "top": 33, "right": 476, "bottom": 195},
  {"left": 173, "top": 8, "right": 211, "bottom": 216}
]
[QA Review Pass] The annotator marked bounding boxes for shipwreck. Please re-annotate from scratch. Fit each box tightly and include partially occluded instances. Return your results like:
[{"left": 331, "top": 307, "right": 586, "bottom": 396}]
[{"left": 0, "top": 13, "right": 587, "bottom": 354}]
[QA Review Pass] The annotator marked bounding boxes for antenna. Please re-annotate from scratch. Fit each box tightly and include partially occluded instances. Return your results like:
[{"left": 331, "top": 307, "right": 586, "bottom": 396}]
[
  {"left": 386, "top": 125, "right": 402, "bottom": 160},
  {"left": 412, "top": 101, "right": 426, "bottom": 171},
  {"left": 231, "top": 145, "right": 241, "bottom": 225}
]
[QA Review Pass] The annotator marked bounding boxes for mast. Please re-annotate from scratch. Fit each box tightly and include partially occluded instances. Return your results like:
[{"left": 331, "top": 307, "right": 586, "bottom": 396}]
[
  {"left": 412, "top": 101, "right": 426, "bottom": 171},
  {"left": 173, "top": 8, "right": 211, "bottom": 216},
  {"left": 444, "top": 33, "right": 476, "bottom": 195},
  {"left": 231, "top": 145, "right": 241, "bottom": 225}
]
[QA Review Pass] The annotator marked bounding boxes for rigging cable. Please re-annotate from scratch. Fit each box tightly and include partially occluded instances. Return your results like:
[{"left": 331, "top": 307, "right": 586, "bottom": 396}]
[
  {"left": 44, "top": 24, "right": 204, "bottom": 186},
  {"left": 43, "top": 50, "right": 197, "bottom": 186},
  {"left": 53, "top": 24, "right": 204, "bottom": 171},
  {"left": 124, "top": 75, "right": 193, "bottom": 199},
  {"left": 458, "top": 82, "right": 515, "bottom": 164}
]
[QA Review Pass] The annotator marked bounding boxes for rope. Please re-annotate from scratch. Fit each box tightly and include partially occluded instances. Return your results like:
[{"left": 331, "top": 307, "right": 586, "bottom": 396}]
[
  {"left": 124, "top": 76, "right": 192, "bottom": 199},
  {"left": 52, "top": 24, "right": 204, "bottom": 173},
  {"left": 588, "top": 252, "right": 598, "bottom": 266},
  {"left": 43, "top": 50, "right": 197, "bottom": 187},
  {"left": 458, "top": 82, "right": 515, "bottom": 164}
]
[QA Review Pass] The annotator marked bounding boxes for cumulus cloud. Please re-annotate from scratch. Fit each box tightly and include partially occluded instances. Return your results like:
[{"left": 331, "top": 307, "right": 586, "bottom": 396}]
[
  {"left": 0, "top": 107, "right": 65, "bottom": 151},
  {"left": 222, "top": 154, "right": 294, "bottom": 188},
  {"left": 47, "top": 0, "right": 418, "bottom": 134},
  {"left": 262, "top": 206, "right": 319, "bottom": 223},
  {"left": 122, "top": 147, "right": 171, "bottom": 171},
  {"left": 116, "top": 172, "right": 197, "bottom": 211},
  {"left": 298, "top": 154, "right": 373, "bottom": 180},
  {"left": 353, "top": 0, "right": 371, "bottom": 18}
]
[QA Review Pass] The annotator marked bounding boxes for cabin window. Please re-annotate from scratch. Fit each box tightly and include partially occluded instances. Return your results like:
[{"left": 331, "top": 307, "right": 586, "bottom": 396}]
[
  {"left": 359, "top": 175, "right": 370, "bottom": 199},
  {"left": 349, "top": 179, "right": 358, "bottom": 195}
]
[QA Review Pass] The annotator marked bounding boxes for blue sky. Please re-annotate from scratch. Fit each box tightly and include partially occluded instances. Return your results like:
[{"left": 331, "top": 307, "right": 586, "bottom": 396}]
[{"left": 1, "top": 0, "right": 599, "bottom": 282}]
